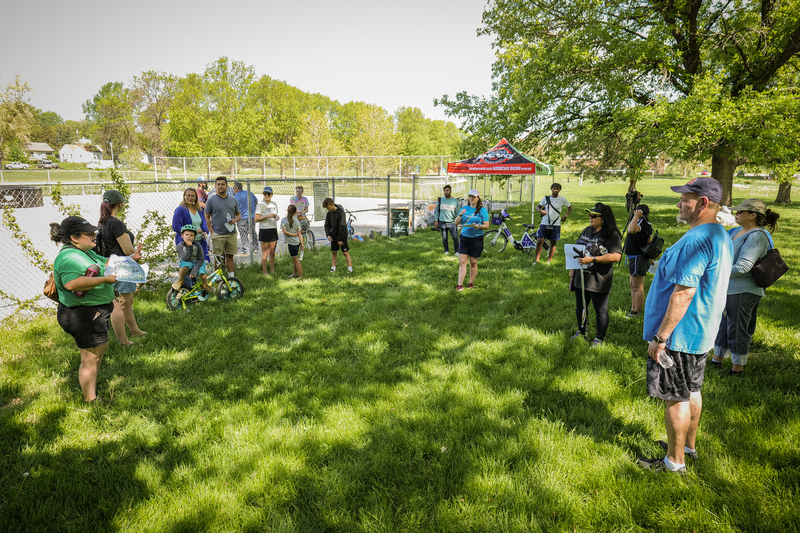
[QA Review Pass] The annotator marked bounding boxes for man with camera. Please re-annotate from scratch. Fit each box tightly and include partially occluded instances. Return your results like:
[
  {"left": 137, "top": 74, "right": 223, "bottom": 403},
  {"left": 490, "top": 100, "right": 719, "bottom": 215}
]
[
  {"left": 534, "top": 183, "right": 572, "bottom": 265},
  {"left": 637, "top": 178, "right": 732, "bottom": 474},
  {"left": 434, "top": 184, "right": 460, "bottom": 255}
]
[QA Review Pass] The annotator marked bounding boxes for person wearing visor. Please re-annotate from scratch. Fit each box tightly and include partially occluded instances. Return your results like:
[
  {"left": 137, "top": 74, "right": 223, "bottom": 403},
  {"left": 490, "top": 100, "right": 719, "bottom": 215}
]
[
  {"left": 49, "top": 216, "right": 117, "bottom": 404},
  {"left": 638, "top": 178, "right": 732, "bottom": 474},
  {"left": 254, "top": 186, "right": 280, "bottom": 276},
  {"left": 454, "top": 189, "right": 489, "bottom": 290},
  {"left": 711, "top": 198, "right": 781, "bottom": 377},
  {"left": 97, "top": 189, "right": 145, "bottom": 347},
  {"left": 570, "top": 203, "right": 622, "bottom": 346}
]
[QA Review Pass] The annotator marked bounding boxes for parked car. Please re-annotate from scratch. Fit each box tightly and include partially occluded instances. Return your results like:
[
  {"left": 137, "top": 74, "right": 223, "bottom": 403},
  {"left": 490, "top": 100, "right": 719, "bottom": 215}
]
[
  {"left": 87, "top": 161, "right": 113, "bottom": 170},
  {"left": 36, "top": 160, "right": 58, "bottom": 169},
  {"left": 4, "top": 161, "right": 30, "bottom": 170}
]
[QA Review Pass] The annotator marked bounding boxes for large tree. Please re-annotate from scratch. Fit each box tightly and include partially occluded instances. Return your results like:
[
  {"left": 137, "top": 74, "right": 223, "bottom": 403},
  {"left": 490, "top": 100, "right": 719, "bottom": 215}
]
[
  {"left": 0, "top": 76, "right": 35, "bottom": 162},
  {"left": 350, "top": 104, "right": 402, "bottom": 177},
  {"left": 83, "top": 81, "right": 135, "bottom": 162},
  {"left": 130, "top": 70, "right": 177, "bottom": 159},
  {"left": 438, "top": 0, "right": 800, "bottom": 205}
]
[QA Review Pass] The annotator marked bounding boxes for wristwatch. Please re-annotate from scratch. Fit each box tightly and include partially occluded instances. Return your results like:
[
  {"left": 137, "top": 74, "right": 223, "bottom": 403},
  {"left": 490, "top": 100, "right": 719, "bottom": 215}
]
[
  {"left": 653, "top": 334, "right": 667, "bottom": 344},
  {"left": 591, "top": 257, "right": 597, "bottom": 264}
]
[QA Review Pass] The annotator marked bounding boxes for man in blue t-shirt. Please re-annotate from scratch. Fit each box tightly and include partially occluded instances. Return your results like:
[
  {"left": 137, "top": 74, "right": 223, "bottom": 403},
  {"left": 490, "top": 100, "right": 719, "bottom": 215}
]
[{"left": 637, "top": 178, "right": 732, "bottom": 475}]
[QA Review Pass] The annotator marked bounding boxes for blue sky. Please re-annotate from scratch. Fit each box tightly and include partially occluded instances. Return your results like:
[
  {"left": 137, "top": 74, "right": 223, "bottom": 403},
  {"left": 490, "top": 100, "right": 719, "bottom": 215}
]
[{"left": 1, "top": 0, "right": 495, "bottom": 125}]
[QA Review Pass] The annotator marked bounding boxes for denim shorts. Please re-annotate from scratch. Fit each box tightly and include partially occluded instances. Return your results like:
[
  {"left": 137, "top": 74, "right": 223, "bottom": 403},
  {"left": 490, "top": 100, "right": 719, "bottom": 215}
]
[
  {"left": 536, "top": 224, "right": 561, "bottom": 241},
  {"left": 114, "top": 280, "right": 137, "bottom": 294}
]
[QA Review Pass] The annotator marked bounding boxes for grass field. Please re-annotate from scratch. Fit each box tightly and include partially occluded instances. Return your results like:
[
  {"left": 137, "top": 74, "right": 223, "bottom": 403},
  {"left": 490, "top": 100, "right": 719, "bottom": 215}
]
[{"left": 1, "top": 179, "right": 798, "bottom": 532}]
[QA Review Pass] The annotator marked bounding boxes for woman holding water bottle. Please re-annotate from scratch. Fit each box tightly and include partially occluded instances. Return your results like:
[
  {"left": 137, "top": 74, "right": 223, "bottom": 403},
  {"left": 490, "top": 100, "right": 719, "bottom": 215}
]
[
  {"left": 50, "top": 216, "right": 118, "bottom": 404},
  {"left": 454, "top": 189, "right": 490, "bottom": 291}
]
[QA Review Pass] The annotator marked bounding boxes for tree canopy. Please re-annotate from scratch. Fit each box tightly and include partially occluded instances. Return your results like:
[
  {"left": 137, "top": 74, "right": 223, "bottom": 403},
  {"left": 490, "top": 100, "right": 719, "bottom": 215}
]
[{"left": 437, "top": 0, "right": 800, "bottom": 203}]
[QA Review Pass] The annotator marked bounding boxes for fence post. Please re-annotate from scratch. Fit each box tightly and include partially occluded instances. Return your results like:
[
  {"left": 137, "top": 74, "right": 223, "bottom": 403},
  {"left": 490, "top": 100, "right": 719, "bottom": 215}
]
[
  {"left": 0, "top": 169, "right": 3, "bottom": 182},
  {"left": 410, "top": 174, "right": 416, "bottom": 234},
  {"left": 247, "top": 180, "right": 254, "bottom": 266},
  {"left": 183, "top": 157, "right": 187, "bottom": 180},
  {"left": 293, "top": 157, "right": 296, "bottom": 180},
  {"left": 386, "top": 175, "right": 391, "bottom": 236},
  {"left": 331, "top": 176, "right": 336, "bottom": 201},
  {"left": 207, "top": 157, "right": 211, "bottom": 179},
  {"left": 326, "top": 156, "right": 329, "bottom": 178}
]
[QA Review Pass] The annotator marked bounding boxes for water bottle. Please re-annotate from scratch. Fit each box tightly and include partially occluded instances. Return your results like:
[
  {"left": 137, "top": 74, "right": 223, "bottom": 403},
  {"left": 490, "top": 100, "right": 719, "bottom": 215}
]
[
  {"left": 299, "top": 249, "right": 304, "bottom": 261},
  {"left": 74, "top": 264, "right": 102, "bottom": 297},
  {"left": 658, "top": 350, "right": 675, "bottom": 369},
  {"left": 226, "top": 213, "right": 232, "bottom": 224}
]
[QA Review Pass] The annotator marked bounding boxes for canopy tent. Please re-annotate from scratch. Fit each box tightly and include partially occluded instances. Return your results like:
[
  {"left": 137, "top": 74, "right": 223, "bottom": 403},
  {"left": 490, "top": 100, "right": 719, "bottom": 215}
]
[{"left": 447, "top": 138, "right": 551, "bottom": 223}]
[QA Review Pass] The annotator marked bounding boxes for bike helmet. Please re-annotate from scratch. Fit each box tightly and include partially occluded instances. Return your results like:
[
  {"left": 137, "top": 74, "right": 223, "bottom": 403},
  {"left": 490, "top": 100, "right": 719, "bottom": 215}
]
[{"left": 180, "top": 224, "right": 198, "bottom": 235}]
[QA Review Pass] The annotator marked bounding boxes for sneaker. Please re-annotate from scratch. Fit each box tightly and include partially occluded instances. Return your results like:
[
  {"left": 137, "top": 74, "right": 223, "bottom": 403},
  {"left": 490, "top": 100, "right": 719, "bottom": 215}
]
[
  {"left": 657, "top": 440, "right": 698, "bottom": 461},
  {"left": 288, "top": 275, "right": 295, "bottom": 279},
  {"left": 330, "top": 267, "right": 336, "bottom": 273},
  {"left": 591, "top": 338, "right": 603, "bottom": 348},
  {"left": 545, "top": 261, "right": 552, "bottom": 266},
  {"left": 723, "top": 369, "right": 744, "bottom": 378},
  {"left": 636, "top": 457, "right": 686, "bottom": 475},
  {"left": 456, "top": 285, "right": 464, "bottom": 291},
  {"left": 444, "top": 251, "right": 450, "bottom": 256},
  {"left": 172, "top": 280, "right": 182, "bottom": 290},
  {"left": 570, "top": 331, "right": 586, "bottom": 341},
  {"left": 84, "top": 395, "right": 105, "bottom": 405},
  {"left": 708, "top": 359, "right": 723, "bottom": 370},
  {"left": 624, "top": 311, "right": 640, "bottom": 319},
  {"left": 467, "top": 283, "right": 474, "bottom": 289}
]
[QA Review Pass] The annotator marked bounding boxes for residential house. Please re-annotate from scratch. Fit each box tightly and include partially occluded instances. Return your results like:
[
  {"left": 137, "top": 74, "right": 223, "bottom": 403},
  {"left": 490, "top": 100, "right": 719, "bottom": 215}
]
[
  {"left": 25, "top": 142, "right": 55, "bottom": 161},
  {"left": 59, "top": 143, "right": 103, "bottom": 164}
]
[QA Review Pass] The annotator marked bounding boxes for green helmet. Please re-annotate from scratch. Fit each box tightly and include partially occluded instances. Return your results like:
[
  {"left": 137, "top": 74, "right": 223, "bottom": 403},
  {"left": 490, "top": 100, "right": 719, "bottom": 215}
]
[{"left": 180, "top": 224, "right": 198, "bottom": 235}]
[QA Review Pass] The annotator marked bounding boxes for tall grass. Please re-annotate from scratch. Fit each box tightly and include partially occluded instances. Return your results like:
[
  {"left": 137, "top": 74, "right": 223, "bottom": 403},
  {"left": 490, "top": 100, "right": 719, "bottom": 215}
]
[{"left": 1, "top": 179, "right": 798, "bottom": 532}]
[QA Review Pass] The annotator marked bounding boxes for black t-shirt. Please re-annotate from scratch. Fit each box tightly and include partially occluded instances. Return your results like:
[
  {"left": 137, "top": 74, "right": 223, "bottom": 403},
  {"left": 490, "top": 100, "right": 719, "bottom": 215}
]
[
  {"left": 99, "top": 216, "right": 134, "bottom": 258},
  {"left": 624, "top": 217, "right": 653, "bottom": 256},
  {"left": 575, "top": 226, "right": 623, "bottom": 294}
]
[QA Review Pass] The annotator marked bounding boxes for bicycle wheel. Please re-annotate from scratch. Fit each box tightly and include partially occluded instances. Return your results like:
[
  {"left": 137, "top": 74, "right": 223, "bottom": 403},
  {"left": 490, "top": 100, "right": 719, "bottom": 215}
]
[
  {"left": 302, "top": 228, "right": 317, "bottom": 250},
  {"left": 217, "top": 277, "right": 245, "bottom": 301},
  {"left": 166, "top": 288, "right": 189, "bottom": 310},
  {"left": 483, "top": 230, "right": 508, "bottom": 254}
]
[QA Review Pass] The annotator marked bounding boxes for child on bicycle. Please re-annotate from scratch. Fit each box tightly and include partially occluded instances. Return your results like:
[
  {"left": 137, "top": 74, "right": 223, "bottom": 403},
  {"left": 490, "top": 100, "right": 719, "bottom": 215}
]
[
  {"left": 174, "top": 224, "right": 212, "bottom": 292},
  {"left": 281, "top": 204, "right": 305, "bottom": 279}
]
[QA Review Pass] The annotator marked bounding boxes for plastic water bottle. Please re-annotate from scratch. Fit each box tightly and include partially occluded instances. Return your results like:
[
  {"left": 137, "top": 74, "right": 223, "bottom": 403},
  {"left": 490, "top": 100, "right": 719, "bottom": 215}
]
[
  {"left": 74, "top": 264, "right": 102, "bottom": 297},
  {"left": 658, "top": 350, "right": 675, "bottom": 369},
  {"left": 226, "top": 213, "right": 232, "bottom": 224},
  {"left": 299, "top": 249, "right": 304, "bottom": 261}
]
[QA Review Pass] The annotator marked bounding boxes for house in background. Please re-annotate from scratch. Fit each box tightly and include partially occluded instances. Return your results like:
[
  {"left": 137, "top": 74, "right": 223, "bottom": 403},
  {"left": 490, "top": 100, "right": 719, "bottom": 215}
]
[
  {"left": 25, "top": 142, "right": 55, "bottom": 161},
  {"left": 59, "top": 143, "right": 103, "bottom": 163}
]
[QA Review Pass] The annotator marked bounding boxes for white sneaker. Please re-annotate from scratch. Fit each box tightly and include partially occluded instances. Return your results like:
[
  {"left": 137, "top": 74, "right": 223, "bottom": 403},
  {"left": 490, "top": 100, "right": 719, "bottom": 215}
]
[{"left": 444, "top": 251, "right": 450, "bottom": 256}]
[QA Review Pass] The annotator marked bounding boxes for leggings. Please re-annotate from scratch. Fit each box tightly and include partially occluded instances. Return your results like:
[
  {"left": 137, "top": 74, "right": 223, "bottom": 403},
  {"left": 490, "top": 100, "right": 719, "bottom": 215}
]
[{"left": 574, "top": 289, "right": 610, "bottom": 340}]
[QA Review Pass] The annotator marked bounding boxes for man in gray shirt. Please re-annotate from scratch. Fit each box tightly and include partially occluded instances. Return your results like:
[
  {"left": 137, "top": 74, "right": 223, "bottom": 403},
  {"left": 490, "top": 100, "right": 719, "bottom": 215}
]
[{"left": 205, "top": 176, "right": 241, "bottom": 277}]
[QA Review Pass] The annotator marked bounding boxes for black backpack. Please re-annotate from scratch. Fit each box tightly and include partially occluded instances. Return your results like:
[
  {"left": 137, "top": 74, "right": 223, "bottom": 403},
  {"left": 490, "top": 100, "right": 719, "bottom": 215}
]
[
  {"left": 641, "top": 230, "right": 664, "bottom": 260},
  {"left": 95, "top": 225, "right": 108, "bottom": 257}
]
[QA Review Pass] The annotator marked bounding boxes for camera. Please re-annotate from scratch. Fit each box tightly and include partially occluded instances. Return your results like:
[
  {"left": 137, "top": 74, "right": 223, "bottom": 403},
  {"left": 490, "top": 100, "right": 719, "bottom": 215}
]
[{"left": 625, "top": 189, "right": 642, "bottom": 211}]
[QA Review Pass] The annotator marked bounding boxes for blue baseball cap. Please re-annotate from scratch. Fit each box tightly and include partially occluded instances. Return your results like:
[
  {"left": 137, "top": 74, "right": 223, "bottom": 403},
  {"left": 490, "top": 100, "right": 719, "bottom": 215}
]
[
  {"left": 263, "top": 186, "right": 273, "bottom": 195},
  {"left": 670, "top": 177, "right": 722, "bottom": 203}
]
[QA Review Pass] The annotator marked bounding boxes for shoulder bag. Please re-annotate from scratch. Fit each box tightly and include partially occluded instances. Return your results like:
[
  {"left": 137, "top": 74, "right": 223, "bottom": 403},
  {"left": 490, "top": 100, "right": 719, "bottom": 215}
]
[
  {"left": 641, "top": 230, "right": 664, "bottom": 260},
  {"left": 742, "top": 229, "right": 789, "bottom": 288}
]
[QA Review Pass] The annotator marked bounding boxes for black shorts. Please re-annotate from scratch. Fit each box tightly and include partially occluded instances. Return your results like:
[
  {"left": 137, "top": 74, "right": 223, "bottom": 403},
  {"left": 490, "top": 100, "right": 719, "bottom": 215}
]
[
  {"left": 646, "top": 348, "right": 707, "bottom": 402},
  {"left": 288, "top": 244, "right": 300, "bottom": 257},
  {"left": 459, "top": 235, "right": 483, "bottom": 258},
  {"left": 331, "top": 238, "right": 349, "bottom": 252},
  {"left": 628, "top": 255, "right": 650, "bottom": 277},
  {"left": 259, "top": 228, "right": 278, "bottom": 243},
  {"left": 57, "top": 302, "right": 114, "bottom": 350}
]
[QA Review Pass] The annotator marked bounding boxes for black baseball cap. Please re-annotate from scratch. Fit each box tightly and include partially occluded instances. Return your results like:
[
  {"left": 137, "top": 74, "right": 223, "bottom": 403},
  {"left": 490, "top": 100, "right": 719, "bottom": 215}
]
[{"left": 60, "top": 216, "right": 98, "bottom": 235}]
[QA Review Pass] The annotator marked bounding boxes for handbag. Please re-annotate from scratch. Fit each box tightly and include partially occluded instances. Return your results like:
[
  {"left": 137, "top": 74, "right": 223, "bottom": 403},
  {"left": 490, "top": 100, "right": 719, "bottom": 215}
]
[
  {"left": 734, "top": 228, "right": 788, "bottom": 288},
  {"left": 641, "top": 230, "right": 664, "bottom": 260},
  {"left": 43, "top": 273, "right": 59, "bottom": 303}
]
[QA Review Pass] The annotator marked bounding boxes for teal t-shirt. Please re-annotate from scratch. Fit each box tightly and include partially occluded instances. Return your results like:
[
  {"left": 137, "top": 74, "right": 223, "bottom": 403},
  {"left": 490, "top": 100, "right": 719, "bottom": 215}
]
[
  {"left": 460, "top": 206, "right": 489, "bottom": 238},
  {"left": 54, "top": 246, "right": 114, "bottom": 308},
  {"left": 435, "top": 197, "right": 460, "bottom": 223},
  {"left": 643, "top": 223, "right": 732, "bottom": 354}
]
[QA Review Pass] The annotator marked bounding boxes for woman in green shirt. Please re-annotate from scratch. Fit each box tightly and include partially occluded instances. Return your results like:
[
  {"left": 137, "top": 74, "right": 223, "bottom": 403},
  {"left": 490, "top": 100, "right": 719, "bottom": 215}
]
[{"left": 50, "top": 216, "right": 117, "bottom": 404}]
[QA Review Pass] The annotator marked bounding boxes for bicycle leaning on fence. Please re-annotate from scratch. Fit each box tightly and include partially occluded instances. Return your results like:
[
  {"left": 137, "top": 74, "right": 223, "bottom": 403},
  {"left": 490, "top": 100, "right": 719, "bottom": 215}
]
[
  {"left": 298, "top": 216, "right": 318, "bottom": 252},
  {"left": 482, "top": 208, "right": 538, "bottom": 257}
]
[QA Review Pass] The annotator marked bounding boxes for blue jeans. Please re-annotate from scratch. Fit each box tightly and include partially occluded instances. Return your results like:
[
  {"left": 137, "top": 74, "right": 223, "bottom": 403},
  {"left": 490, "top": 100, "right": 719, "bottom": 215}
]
[
  {"left": 714, "top": 292, "right": 761, "bottom": 366},
  {"left": 438, "top": 222, "right": 458, "bottom": 253}
]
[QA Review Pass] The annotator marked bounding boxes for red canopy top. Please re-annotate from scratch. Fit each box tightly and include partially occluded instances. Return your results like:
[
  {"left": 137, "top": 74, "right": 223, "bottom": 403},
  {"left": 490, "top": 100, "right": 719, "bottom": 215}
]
[{"left": 447, "top": 139, "right": 538, "bottom": 175}]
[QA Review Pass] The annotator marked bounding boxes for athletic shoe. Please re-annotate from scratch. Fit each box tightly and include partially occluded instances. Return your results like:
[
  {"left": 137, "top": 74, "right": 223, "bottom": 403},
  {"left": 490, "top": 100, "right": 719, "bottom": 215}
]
[
  {"left": 570, "top": 331, "right": 586, "bottom": 341},
  {"left": 172, "top": 280, "right": 182, "bottom": 290},
  {"left": 591, "top": 338, "right": 603, "bottom": 348},
  {"left": 467, "top": 283, "right": 474, "bottom": 289},
  {"left": 723, "top": 369, "right": 744, "bottom": 378},
  {"left": 330, "top": 267, "right": 336, "bottom": 273},
  {"left": 708, "top": 359, "right": 723, "bottom": 370},
  {"left": 84, "top": 395, "right": 105, "bottom": 405},
  {"left": 657, "top": 440, "right": 698, "bottom": 461},
  {"left": 456, "top": 285, "right": 464, "bottom": 291},
  {"left": 636, "top": 457, "right": 686, "bottom": 475},
  {"left": 624, "top": 311, "right": 640, "bottom": 319},
  {"left": 288, "top": 275, "right": 295, "bottom": 279},
  {"left": 444, "top": 251, "right": 450, "bottom": 256}
]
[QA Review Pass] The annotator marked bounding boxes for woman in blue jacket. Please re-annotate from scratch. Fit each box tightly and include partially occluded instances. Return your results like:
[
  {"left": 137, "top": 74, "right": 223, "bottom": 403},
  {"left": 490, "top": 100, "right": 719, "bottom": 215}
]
[{"left": 172, "top": 188, "right": 209, "bottom": 261}]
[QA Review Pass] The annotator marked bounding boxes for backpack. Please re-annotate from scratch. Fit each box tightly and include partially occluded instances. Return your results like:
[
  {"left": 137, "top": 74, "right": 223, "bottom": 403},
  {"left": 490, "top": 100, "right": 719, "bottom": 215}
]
[
  {"left": 95, "top": 225, "right": 107, "bottom": 257},
  {"left": 43, "top": 273, "right": 59, "bottom": 303},
  {"left": 641, "top": 230, "right": 664, "bottom": 260}
]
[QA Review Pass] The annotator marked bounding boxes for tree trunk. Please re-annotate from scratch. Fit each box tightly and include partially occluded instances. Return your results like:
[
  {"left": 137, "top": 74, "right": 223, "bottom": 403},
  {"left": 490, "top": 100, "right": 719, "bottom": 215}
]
[
  {"left": 627, "top": 176, "right": 638, "bottom": 192},
  {"left": 711, "top": 148, "right": 737, "bottom": 206},
  {"left": 775, "top": 181, "right": 792, "bottom": 204}
]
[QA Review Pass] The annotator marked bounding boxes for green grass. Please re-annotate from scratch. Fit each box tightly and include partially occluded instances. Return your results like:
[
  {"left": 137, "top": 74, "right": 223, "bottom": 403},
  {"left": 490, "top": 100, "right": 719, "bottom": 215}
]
[{"left": 1, "top": 179, "right": 799, "bottom": 532}]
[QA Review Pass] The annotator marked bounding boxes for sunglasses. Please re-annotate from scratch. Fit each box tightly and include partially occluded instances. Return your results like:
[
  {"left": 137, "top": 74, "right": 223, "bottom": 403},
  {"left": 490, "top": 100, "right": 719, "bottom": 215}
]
[
  {"left": 80, "top": 232, "right": 97, "bottom": 237},
  {"left": 735, "top": 211, "right": 751, "bottom": 215},
  {"left": 588, "top": 214, "right": 601, "bottom": 219}
]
